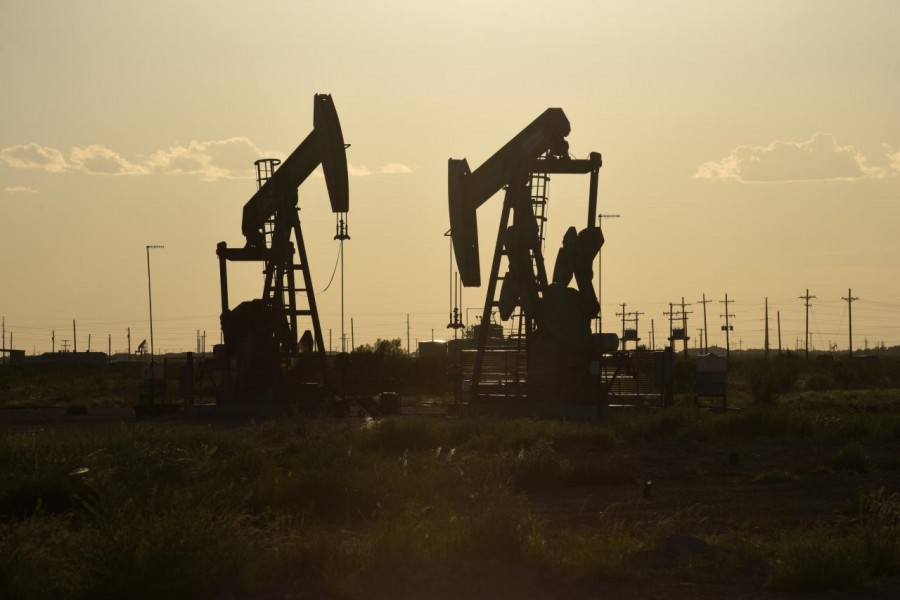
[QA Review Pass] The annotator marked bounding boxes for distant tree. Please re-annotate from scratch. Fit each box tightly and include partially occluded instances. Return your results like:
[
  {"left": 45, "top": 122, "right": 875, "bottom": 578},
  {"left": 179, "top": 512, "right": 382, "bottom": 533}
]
[{"left": 353, "top": 338, "right": 404, "bottom": 357}]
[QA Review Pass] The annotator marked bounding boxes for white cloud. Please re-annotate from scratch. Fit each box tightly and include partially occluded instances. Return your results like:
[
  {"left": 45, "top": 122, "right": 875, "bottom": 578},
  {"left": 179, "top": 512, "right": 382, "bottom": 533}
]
[
  {"left": 0, "top": 143, "right": 69, "bottom": 173},
  {"left": 695, "top": 133, "right": 888, "bottom": 183},
  {"left": 70, "top": 144, "right": 149, "bottom": 175},
  {"left": 146, "top": 137, "right": 262, "bottom": 181},
  {"left": 4, "top": 186, "right": 39, "bottom": 194},
  {"left": 380, "top": 162, "right": 413, "bottom": 174},
  {"left": 887, "top": 146, "right": 900, "bottom": 175},
  {"left": 1, "top": 139, "right": 414, "bottom": 182},
  {"left": 347, "top": 164, "right": 373, "bottom": 177},
  {"left": 346, "top": 163, "right": 414, "bottom": 176}
]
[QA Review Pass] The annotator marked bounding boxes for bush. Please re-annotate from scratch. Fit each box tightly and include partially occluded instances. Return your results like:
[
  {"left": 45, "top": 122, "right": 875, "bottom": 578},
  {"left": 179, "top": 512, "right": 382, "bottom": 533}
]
[
  {"left": 748, "top": 359, "right": 799, "bottom": 404},
  {"left": 859, "top": 489, "right": 900, "bottom": 575},
  {"left": 768, "top": 527, "right": 869, "bottom": 591},
  {"left": 827, "top": 442, "right": 875, "bottom": 474}
]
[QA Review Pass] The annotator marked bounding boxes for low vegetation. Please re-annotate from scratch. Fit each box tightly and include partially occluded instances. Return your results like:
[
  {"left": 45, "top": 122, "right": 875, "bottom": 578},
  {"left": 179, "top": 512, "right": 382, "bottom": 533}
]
[
  {"left": 3, "top": 389, "right": 900, "bottom": 598},
  {"left": 3, "top": 355, "right": 900, "bottom": 597}
]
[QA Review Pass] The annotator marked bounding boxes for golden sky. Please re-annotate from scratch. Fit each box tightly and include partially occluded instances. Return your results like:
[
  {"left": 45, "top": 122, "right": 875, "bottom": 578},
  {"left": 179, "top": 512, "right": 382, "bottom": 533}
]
[{"left": 2, "top": 0, "right": 899, "bottom": 354}]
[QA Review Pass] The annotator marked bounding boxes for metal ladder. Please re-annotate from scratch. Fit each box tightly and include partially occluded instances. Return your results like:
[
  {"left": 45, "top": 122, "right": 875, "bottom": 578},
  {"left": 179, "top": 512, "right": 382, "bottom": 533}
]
[{"left": 254, "top": 159, "right": 317, "bottom": 356}]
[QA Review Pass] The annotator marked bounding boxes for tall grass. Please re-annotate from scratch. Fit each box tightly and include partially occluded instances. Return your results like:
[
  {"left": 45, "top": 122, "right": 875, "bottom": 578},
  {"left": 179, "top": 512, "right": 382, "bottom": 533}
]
[
  {"left": 2, "top": 420, "right": 599, "bottom": 599},
  {"left": 767, "top": 490, "right": 900, "bottom": 591},
  {"left": 3, "top": 389, "right": 900, "bottom": 597}
]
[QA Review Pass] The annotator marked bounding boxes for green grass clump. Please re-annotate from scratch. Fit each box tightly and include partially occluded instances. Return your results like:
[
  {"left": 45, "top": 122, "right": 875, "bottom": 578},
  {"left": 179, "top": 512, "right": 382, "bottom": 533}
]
[
  {"left": 0, "top": 363, "right": 142, "bottom": 408},
  {"left": 859, "top": 489, "right": 900, "bottom": 576},
  {"left": 768, "top": 492, "right": 900, "bottom": 593},
  {"left": 768, "top": 526, "right": 869, "bottom": 592},
  {"left": 827, "top": 442, "right": 875, "bottom": 473},
  {"left": 541, "top": 526, "right": 642, "bottom": 582}
]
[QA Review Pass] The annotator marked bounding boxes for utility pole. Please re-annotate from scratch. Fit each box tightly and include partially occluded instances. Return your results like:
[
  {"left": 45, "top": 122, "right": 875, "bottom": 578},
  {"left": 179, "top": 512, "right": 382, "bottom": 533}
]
[
  {"left": 666, "top": 302, "right": 674, "bottom": 349},
  {"left": 616, "top": 303, "right": 627, "bottom": 350},
  {"left": 407, "top": 314, "right": 410, "bottom": 355},
  {"left": 127, "top": 328, "right": 131, "bottom": 359},
  {"left": 108, "top": 334, "right": 111, "bottom": 359},
  {"left": 799, "top": 289, "right": 816, "bottom": 360},
  {"left": 73, "top": 320, "right": 77, "bottom": 354},
  {"left": 680, "top": 297, "right": 692, "bottom": 356},
  {"left": 764, "top": 297, "right": 770, "bottom": 358},
  {"left": 146, "top": 244, "right": 165, "bottom": 365},
  {"left": 663, "top": 302, "right": 688, "bottom": 352},
  {"left": 719, "top": 293, "right": 734, "bottom": 364},
  {"left": 632, "top": 311, "right": 644, "bottom": 349},
  {"left": 620, "top": 311, "right": 643, "bottom": 350},
  {"left": 351, "top": 318, "right": 355, "bottom": 352},
  {"left": 842, "top": 288, "right": 858, "bottom": 358},
  {"left": 651, "top": 319, "right": 656, "bottom": 351},
  {"left": 88, "top": 334, "right": 91, "bottom": 353},
  {"left": 340, "top": 228, "right": 346, "bottom": 353},
  {"left": 777, "top": 311, "right": 782, "bottom": 356},
  {"left": 697, "top": 294, "right": 711, "bottom": 353},
  {"left": 596, "top": 213, "right": 620, "bottom": 334},
  {"left": 52, "top": 330, "right": 55, "bottom": 353}
]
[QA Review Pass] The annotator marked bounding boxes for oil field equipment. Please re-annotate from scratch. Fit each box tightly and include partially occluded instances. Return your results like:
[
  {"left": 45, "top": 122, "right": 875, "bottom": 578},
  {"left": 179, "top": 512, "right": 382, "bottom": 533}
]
[
  {"left": 215, "top": 94, "right": 349, "bottom": 405},
  {"left": 449, "top": 108, "right": 615, "bottom": 412},
  {"left": 448, "top": 109, "right": 673, "bottom": 413}
]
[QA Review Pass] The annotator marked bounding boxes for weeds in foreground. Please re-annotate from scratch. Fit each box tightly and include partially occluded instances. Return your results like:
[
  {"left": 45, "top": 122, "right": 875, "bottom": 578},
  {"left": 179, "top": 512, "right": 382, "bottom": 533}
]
[
  {"left": 0, "top": 422, "right": 568, "bottom": 599},
  {"left": 827, "top": 442, "right": 876, "bottom": 474},
  {"left": 541, "top": 526, "right": 642, "bottom": 582},
  {"left": 768, "top": 526, "right": 870, "bottom": 592},
  {"left": 860, "top": 489, "right": 900, "bottom": 576},
  {"left": 767, "top": 490, "right": 900, "bottom": 591},
  {"left": 4, "top": 395, "right": 900, "bottom": 597}
]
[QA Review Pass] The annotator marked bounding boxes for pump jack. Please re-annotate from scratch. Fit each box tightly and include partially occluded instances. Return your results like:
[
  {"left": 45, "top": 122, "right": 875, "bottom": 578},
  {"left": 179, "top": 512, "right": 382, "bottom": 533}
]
[
  {"left": 449, "top": 108, "right": 611, "bottom": 409},
  {"left": 216, "top": 94, "right": 349, "bottom": 405}
]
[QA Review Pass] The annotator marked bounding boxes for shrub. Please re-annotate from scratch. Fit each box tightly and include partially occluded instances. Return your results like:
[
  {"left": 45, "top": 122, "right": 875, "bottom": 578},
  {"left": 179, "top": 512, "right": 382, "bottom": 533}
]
[
  {"left": 859, "top": 489, "right": 900, "bottom": 576},
  {"left": 768, "top": 526, "right": 869, "bottom": 591},
  {"left": 542, "top": 527, "right": 640, "bottom": 581},
  {"left": 748, "top": 359, "right": 799, "bottom": 405},
  {"left": 827, "top": 442, "right": 875, "bottom": 474}
]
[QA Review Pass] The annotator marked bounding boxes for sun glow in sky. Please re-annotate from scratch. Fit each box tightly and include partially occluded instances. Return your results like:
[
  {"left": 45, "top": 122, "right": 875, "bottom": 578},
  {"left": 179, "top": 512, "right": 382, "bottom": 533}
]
[{"left": 2, "top": 0, "right": 899, "bottom": 355}]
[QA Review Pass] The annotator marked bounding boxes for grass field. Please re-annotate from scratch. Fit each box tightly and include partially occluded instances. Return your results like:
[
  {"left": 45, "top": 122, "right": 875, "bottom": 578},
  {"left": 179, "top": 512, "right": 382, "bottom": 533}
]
[{"left": 3, "top": 381, "right": 900, "bottom": 599}]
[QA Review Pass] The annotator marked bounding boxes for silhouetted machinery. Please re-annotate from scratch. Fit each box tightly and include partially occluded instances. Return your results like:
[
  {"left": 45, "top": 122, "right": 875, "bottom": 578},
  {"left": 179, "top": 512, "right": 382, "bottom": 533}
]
[
  {"left": 215, "top": 94, "right": 348, "bottom": 405},
  {"left": 449, "top": 108, "right": 615, "bottom": 410}
]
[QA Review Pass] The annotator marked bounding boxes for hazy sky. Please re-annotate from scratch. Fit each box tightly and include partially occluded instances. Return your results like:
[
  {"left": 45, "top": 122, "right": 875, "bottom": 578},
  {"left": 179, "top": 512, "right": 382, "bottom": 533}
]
[{"left": 2, "top": 0, "right": 899, "bottom": 355}]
